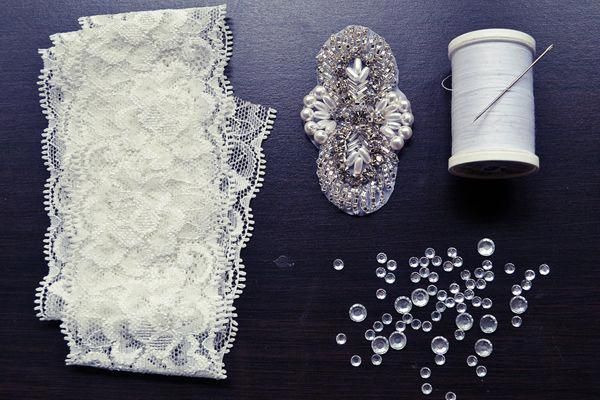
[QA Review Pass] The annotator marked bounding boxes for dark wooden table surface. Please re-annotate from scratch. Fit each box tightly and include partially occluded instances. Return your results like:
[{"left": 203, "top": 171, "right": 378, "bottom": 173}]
[{"left": 1, "top": 1, "right": 599, "bottom": 399}]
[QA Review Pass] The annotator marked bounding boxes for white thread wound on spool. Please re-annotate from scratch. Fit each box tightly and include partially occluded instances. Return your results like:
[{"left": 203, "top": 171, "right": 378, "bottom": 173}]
[{"left": 448, "top": 29, "right": 539, "bottom": 178}]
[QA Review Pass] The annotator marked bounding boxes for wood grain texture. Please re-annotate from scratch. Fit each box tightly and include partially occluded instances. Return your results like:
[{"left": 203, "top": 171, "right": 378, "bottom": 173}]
[{"left": 1, "top": 0, "right": 599, "bottom": 399}]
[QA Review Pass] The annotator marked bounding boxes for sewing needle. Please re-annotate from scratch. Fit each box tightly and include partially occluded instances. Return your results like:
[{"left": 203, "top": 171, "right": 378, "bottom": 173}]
[{"left": 473, "top": 44, "right": 554, "bottom": 123}]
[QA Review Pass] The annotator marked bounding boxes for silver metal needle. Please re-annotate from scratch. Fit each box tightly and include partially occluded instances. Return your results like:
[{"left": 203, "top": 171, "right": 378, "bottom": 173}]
[{"left": 473, "top": 44, "right": 554, "bottom": 123}]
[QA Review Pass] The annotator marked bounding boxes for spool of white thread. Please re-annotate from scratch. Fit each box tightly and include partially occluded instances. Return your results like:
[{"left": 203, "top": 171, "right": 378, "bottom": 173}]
[{"left": 448, "top": 29, "right": 539, "bottom": 178}]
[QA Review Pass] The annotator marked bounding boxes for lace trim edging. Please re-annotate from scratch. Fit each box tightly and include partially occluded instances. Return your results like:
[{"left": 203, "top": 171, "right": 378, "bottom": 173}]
[
  {"left": 218, "top": 107, "right": 276, "bottom": 379},
  {"left": 34, "top": 48, "right": 61, "bottom": 322},
  {"left": 211, "top": 6, "right": 277, "bottom": 379}
]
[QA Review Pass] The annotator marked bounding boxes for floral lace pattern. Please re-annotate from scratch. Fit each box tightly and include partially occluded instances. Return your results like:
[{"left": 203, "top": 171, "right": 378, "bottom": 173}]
[{"left": 34, "top": 5, "right": 276, "bottom": 379}]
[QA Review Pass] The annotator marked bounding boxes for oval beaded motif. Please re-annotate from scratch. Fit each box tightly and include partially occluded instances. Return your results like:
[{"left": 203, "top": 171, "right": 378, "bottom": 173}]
[{"left": 304, "top": 26, "right": 414, "bottom": 216}]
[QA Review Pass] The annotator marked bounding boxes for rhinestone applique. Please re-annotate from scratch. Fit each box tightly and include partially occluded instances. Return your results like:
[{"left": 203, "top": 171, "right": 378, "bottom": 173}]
[{"left": 301, "top": 26, "right": 414, "bottom": 216}]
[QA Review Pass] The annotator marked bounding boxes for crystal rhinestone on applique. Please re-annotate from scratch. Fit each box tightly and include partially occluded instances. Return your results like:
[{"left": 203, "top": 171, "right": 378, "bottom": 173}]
[{"left": 302, "top": 26, "right": 414, "bottom": 216}]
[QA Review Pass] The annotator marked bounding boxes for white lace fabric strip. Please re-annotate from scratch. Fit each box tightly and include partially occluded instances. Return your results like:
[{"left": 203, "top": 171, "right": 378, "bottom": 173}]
[{"left": 34, "top": 5, "right": 276, "bottom": 379}]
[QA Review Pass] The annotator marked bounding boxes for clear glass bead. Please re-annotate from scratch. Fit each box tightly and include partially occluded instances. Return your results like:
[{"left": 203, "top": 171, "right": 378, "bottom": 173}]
[
  {"left": 447, "top": 247, "right": 458, "bottom": 258},
  {"left": 476, "top": 365, "right": 487, "bottom": 377},
  {"left": 510, "top": 295, "right": 528, "bottom": 314},
  {"left": 410, "top": 271, "right": 421, "bottom": 283},
  {"left": 455, "top": 329, "right": 465, "bottom": 341},
  {"left": 419, "top": 267, "right": 430, "bottom": 278},
  {"left": 333, "top": 258, "right": 344, "bottom": 270},
  {"left": 371, "top": 336, "right": 390, "bottom": 355},
  {"left": 428, "top": 272, "right": 440, "bottom": 283},
  {"left": 467, "top": 355, "right": 478, "bottom": 367},
  {"left": 336, "top": 333, "right": 347, "bottom": 344},
  {"left": 460, "top": 270, "right": 471, "bottom": 280},
  {"left": 436, "top": 301, "right": 446, "bottom": 312},
  {"left": 443, "top": 261, "right": 454, "bottom": 272},
  {"left": 431, "top": 311, "right": 442, "bottom": 321},
  {"left": 521, "top": 279, "right": 532, "bottom": 291},
  {"left": 395, "top": 321, "right": 406, "bottom": 332},
  {"left": 482, "top": 298, "right": 492, "bottom": 309},
  {"left": 371, "top": 353, "right": 382, "bottom": 366},
  {"left": 420, "top": 257, "right": 430, "bottom": 267},
  {"left": 411, "top": 319, "right": 422, "bottom": 330},
  {"left": 421, "top": 383, "right": 433, "bottom": 395},
  {"left": 484, "top": 271, "right": 495, "bottom": 282},
  {"left": 474, "top": 268, "right": 484, "bottom": 279},
  {"left": 479, "top": 314, "right": 498, "bottom": 333},
  {"left": 365, "top": 329, "right": 375, "bottom": 340},
  {"left": 476, "top": 279, "right": 487, "bottom": 290},
  {"left": 539, "top": 263, "right": 550, "bottom": 276},
  {"left": 474, "top": 338, "right": 493, "bottom": 357},
  {"left": 389, "top": 331, "right": 407, "bottom": 350},
  {"left": 504, "top": 262, "right": 515, "bottom": 274},
  {"left": 432, "top": 255, "right": 442, "bottom": 266},
  {"left": 445, "top": 297, "right": 456, "bottom": 308},
  {"left": 437, "top": 290, "right": 448, "bottom": 301},
  {"left": 456, "top": 303, "right": 467, "bottom": 313},
  {"left": 449, "top": 283, "right": 460, "bottom": 294},
  {"left": 472, "top": 296, "right": 482, "bottom": 307},
  {"left": 402, "top": 313, "right": 414, "bottom": 324},
  {"left": 422, "top": 320, "right": 433, "bottom": 332},
  {"left": 431, "top": 336, "right": 450, "bottom": 355},
  {"left": 445, "top": 391, "right": 456, "bottom": 400},
  {"left": 453, "top": 256, "right": 463, "bottom": 267},
  {"left": 373, "top": 321, "right": 384, "bottom": 332},
  {"left": 382, "top": 313, "right": 393, "bottom": 325},
  {"left": 511, "top": 284, "right": 522, "bottom": 295},
  {"left": 386, "top": 259, "right": 397, "bottom": 271},
  {"left": 464, "top": 289, "right": 474, "bottom": 300},
  {"left": 525, "top": 269, "right": 536, "bottom": 281},
  {"left": 465, "top": 279, "right": 476, "bottom": 290},
  {"left": 511, "top": 315, "right": 523, "bottom": 327},
  {"left": 394, "top": 296, "right": 412, "bottom": 314},
  {"left": 420, "top": 366, "right": 431, "bottom": 378},
  {"left": 454, "top": 292, "right": 465, "bottom": 303},
  {"left": 376, "top": 267, "right": 386, "bottom": 278},
  {"left": 435, "top": 354, "right": 446, "bottom": 365},
  {"left": 409, "top": 256, "right": 419, "bottom": 268},
  {"left": 351, "top": 355, "right": 362, "bottom": 367},
  {"left": 349, "top": 304, "right": 367, "bottom": 322},
  {"left": 455, "top": 312, "right": 474, "bottom": 331},
  {"left": 412, "top": 288, "right": 430, "bottom": 307},
  {"left": 427, "top": 284, "right": 438, "bottom": 296},
  {"left": 482, "top": 259, "right": 493, "bottom": 270},
  {"left": 376, "top": 288, "right": 387, "bottom": 300},
  {"left": 477, "top": 238, "right": 495, "bottom": 256},
  {"left": 376, "top": 252, "right": 387, "bottom": 264},
  {"left": 425, "top": 247, "right": 435, "bottom": 259},
  {"left": 385, "top": 272, "right": 395, "bottom": 284}
]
